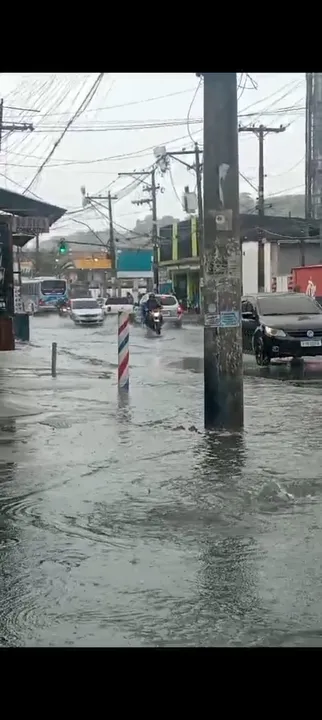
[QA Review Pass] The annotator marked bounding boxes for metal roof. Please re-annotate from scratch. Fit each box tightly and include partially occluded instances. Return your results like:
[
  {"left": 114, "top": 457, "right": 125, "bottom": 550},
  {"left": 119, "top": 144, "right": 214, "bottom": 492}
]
[{"left": 0, "top": 187, "right": 66, "bottom": 248}]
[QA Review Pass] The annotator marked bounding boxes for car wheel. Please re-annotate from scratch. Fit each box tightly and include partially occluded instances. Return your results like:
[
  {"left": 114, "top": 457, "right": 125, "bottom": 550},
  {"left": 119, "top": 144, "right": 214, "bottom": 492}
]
[
  {"left": 254, "top": 337, "right": 271, "bottom": 366},
  {"left": 290, "top": 357, "right": 303, "bottom": 367}
]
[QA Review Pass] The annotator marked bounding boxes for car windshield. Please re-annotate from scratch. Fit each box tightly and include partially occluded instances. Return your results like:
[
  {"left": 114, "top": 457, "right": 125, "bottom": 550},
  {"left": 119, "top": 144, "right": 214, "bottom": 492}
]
[
  {"left": 257, "top": 295, "right": 322, "bottom": 316},
  {"left": 72, "top": 300, "right": 99, "bottom": 309},
  {"left": 156, "top": 295, "right": 177, "bottom": 306}
]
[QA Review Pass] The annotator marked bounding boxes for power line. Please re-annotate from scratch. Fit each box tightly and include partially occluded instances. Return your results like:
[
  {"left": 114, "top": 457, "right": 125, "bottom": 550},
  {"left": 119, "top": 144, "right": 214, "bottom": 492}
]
[
  {"left": 23, "top": 73, "right": 105, "bottom": 193},
  {"left": 32, "top": 87, "right": 197, "bottom": 116},
  {"left": 186, "top": 78, "right": 202, "bottom": 143}
]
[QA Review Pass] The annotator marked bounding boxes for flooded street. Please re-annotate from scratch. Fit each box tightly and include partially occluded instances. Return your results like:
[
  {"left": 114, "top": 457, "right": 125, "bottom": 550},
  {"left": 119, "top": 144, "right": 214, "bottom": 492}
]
[{"left": 1, "top": 313, "right": 322, "bottom": 646}]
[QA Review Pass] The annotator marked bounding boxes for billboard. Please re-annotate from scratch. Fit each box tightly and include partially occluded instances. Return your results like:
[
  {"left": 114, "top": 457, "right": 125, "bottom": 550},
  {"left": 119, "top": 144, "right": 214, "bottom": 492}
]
[{"left": 116, "top": 249, "right": 153, "bottom": 278}]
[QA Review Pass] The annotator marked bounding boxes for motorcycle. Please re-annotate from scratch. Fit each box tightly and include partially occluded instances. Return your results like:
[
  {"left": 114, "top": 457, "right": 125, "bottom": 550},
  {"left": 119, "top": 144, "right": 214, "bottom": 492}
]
[
  {"left": 58, "top": 305, "right": 68, "bottom": 317},
  {"left": 147, "top": 309, "right": 162, "bottom": 335}
]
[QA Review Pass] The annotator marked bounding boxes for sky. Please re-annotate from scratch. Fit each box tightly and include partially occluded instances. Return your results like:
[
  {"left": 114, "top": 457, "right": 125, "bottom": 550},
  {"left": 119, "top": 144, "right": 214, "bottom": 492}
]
[{"left": 0, "top": 72, "right": 305, "bottom": 243}]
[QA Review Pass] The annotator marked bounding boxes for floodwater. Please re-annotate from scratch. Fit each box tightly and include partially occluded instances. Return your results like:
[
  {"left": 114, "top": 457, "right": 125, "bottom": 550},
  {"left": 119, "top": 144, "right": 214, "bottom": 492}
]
[{"left": 1, "top": 314, "right": 322, "bottom": 646}]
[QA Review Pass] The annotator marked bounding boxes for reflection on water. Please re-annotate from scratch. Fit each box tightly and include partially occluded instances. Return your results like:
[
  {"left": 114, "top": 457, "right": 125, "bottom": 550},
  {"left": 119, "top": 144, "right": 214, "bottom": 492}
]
[{"left": 1, "top": 316, "right": 322, "bottom": 646}]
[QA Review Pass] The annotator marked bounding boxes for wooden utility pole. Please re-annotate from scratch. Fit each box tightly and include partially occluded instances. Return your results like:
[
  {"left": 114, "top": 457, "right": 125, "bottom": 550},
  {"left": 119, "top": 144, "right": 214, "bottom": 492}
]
[
  {"left": 239, "top": 124, "right": 285, "bottom": 290},
  {"left": 35, "top": 233, "right": 40, "bottom": 274},
  {"left": 118, "top": 169, "right": 159, "bottom": 291},
  {"left": 0, "top": 99, "right": 33, "bottom": 150},
  {"left": 201, "top": 72, "right": 243, "bottom": 431},
  {"left": 106, "top": 191, "right": 117, "bottom": 273},
  {"left": 81, "top": 188, "right": 117, "bottom": 293}
]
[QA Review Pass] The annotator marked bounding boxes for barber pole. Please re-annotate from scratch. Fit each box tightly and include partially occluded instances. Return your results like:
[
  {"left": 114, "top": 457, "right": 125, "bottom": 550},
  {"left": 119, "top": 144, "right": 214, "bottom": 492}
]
[{"left": 118, "top": 311, "right": 130, "bottom": 391}]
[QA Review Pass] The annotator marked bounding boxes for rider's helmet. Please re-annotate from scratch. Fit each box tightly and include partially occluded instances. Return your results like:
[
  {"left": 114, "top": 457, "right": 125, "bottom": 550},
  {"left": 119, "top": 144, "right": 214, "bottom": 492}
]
[{"left": 149, "top": 292, "right": 156, "bottom": 299}]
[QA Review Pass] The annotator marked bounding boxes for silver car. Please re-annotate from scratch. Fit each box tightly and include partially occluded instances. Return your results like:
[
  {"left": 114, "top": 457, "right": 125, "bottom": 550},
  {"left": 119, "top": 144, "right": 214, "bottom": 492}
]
[
  {"left": 70, "top": 298, "right": 105, "bottom": 326},
  {"left": 137, "top": 293, "right": 183, "bottom": 328}
]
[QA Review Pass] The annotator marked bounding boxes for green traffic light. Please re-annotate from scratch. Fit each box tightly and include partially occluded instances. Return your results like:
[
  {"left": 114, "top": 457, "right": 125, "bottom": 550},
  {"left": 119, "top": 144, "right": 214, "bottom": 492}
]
[{"left": 58, "top": 239, "right": 68, "bottom": 255}]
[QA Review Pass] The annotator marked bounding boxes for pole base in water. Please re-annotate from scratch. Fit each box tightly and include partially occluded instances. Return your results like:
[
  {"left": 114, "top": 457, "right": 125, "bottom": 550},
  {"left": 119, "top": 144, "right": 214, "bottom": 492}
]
[
  {"left": 0, "top": 316, "right": 14, "bottom": 351},
  {"left": 13, "top": 313, "right": 30, "bottom": 342}
]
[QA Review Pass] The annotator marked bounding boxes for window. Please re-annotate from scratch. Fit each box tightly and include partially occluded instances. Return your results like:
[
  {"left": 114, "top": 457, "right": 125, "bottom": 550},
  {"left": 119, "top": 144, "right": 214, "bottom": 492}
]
[
  {"left": 242, "top": 299, "right": 255, "bottom": 314},
  {"left": 72, "top": 300, "right": 99, "bottom": 310},
  {"left": 105, "top": 297, "right": 131, "bottom": 305},
  {"left": 156, "top": 295, "right": 177, "bottom": 306},
  {"left": 41, "top": 280, "right": 66, "bottom": 295},
  {"left": 257, "top": 294, "right": 322, "bottom": 316}
]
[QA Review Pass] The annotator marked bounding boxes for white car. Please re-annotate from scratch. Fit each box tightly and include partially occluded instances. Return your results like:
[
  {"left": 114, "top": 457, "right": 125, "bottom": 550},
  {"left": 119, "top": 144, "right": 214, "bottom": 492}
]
[
  {"left": 70, "top": 298, "right": 105, "bottom": 326},
  {"left": 136, "top": 293, "right": 183, "bottom": 328},
  {"left": 103, "top": 296, "right": 134, "bottom": 315}
]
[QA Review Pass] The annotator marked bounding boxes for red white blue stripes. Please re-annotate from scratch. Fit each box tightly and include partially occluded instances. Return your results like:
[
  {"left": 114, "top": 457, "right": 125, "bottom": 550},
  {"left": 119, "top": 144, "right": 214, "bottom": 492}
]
[{"left": 118, "top": 311, "right": 130, "bottom": 391}]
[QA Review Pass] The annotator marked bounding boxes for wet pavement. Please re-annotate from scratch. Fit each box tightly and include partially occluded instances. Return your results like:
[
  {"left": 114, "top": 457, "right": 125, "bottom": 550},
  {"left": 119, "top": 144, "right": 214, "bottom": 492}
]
[{"left": 1, "top": 314, "right": 322, "bottom": 646}]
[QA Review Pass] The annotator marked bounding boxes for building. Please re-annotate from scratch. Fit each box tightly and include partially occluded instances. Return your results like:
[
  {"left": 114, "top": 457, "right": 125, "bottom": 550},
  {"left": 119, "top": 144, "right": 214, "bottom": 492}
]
[
  {"left": 158, "top": 214, "right": 322, "bottom": 305},
  {"left": 60, "top": 251, "right": 111, "bottom": 291},
  {"left": 60, "top": 247, "right": 153, "bottom": 296},
  {"left": 158, "top": 218, "right": 199, "bottom": 306},
  {"left": 0, "top": 187, "right": 65, "bottom": 350}
]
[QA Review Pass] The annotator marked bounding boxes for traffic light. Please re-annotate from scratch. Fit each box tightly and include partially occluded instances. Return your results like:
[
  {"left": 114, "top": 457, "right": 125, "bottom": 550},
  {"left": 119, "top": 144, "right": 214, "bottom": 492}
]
[{"left": 58, "top": 239, "right": 68, "bottom": 255}]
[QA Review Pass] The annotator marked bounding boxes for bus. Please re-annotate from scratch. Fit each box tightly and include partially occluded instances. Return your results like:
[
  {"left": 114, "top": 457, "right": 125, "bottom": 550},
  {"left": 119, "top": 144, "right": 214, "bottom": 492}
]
[{"left": 21, "top": 276, "right": 68, "bottom": 313}]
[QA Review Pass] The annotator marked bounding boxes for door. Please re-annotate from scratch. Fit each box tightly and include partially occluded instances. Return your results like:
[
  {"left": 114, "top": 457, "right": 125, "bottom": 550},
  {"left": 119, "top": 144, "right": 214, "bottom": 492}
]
[
  {"left": 242, "top": 298, "right": 258, "bottom": 354},
  {"left": 173, "top": 273, "right": 188, "bottom": 309}
]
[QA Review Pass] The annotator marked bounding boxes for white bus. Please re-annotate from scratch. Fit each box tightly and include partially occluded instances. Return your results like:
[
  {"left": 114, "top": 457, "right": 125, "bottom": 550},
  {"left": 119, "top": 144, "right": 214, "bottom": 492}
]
[{"left": 21, "top": 276, "right": 68, "bottom": 313}]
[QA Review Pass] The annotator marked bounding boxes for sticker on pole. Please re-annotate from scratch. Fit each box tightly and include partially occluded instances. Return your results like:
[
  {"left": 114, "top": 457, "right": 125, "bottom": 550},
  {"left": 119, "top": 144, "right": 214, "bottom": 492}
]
[
  {"left": 205, "top": 313, "right": 221, "bottom": 327},
  {"left": 220, "top": 310, "right": 240, "bottom": 327}
]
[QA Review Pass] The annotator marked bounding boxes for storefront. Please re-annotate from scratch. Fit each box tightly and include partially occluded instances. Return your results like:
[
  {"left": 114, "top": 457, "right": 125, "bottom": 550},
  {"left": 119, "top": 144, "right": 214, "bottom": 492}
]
[{"left": 168, "top": 263, "right": 200, "bottom": 309}]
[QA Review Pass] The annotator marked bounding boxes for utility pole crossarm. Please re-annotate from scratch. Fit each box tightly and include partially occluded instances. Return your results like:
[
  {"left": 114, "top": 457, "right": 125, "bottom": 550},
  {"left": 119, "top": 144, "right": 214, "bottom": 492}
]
[
  {"left": 238, "top": 125, "right": 286, "bottom": 134},
  {"left": 0, "top": 99, "right": 34, "bottom": 151},
  {"left": 2, "top": 123, "right": 33, "bottom": 132}
]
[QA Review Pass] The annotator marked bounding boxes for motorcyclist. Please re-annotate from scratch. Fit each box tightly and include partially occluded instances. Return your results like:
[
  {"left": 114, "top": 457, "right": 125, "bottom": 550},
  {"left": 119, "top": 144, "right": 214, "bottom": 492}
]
[
  {"left": 143, "top": 292, "right": 162, "bottom": 327},
  {"left": 56, "top": 297, "right": 68, "bottom": 314}
]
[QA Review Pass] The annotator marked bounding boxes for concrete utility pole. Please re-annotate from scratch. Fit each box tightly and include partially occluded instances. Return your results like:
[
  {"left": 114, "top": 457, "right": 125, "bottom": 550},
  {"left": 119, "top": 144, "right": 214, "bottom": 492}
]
[
  {"left": 0, "top": 99, "right": 34, "bottom": 150},
  {"left": 305, "top": 73, "right": 313, "bottom": 222},
  {"left": 151, "top": 168, "right": 158, "bottom": 290},
  {"left": 118, "top": 169, "right": 160, "bottom": 290},
  {"left": 201, "top": 72, "right": 243, "bottom": 431},
  {"left": 156, "top": 143, "right": 204, "bottom": 311},
  {"left": 239, "top": 124, "right": 285, "bottom": 290}
]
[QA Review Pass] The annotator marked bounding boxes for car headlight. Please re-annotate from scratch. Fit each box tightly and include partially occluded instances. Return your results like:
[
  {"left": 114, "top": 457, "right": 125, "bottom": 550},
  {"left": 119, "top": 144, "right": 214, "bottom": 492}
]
[{"left": 264, "top": 326, "right": 286, "bottom": 338}]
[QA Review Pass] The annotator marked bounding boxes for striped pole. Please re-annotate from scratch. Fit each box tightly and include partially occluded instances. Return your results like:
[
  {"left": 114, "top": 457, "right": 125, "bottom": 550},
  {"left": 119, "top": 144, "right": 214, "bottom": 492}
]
[{"left": 118, "top": 311, "right": 130, "bottom": 391}]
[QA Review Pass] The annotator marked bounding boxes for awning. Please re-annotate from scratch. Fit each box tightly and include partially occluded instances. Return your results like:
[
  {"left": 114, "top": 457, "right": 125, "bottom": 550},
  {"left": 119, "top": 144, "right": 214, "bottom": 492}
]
[{"left": 0, "top": 187, "right": 66, "bottom": 248}]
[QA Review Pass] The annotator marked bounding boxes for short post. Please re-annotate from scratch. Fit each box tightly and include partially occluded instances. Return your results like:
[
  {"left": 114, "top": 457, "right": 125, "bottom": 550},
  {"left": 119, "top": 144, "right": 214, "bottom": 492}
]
[
  {"left": 118, "top": 312, "right": 129, "bottom": 391},
  {"left": 51, "top": 341, "right": 57, "bottom": 377}
]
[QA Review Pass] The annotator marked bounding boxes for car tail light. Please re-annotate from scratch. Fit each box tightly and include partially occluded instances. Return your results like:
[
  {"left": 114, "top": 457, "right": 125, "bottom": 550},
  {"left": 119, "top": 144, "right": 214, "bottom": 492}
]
[{"left": 39, "top": 299, "right": 44, "bottom": 305}]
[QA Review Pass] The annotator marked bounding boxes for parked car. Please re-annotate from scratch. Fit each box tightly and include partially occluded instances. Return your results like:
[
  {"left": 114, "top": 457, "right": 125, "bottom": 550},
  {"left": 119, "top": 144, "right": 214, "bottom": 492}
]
[
  {"left": 103, "top": 296, "right": 134, "bottom": 316},
  {"left": 70, "top": 298, "right": 105, "bottom": 326},
  {"left": 136, "top": 293, "right": 183, "bottom": 328},
  {"left": 242, "top": 292, "right": 322, "bottom": 365}
]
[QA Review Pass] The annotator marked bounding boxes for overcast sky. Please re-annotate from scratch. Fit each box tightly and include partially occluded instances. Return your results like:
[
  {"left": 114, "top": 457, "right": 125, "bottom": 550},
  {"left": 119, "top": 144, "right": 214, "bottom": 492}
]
[{"left": 0, "top": 73, "right": 305, "bottom": 240}]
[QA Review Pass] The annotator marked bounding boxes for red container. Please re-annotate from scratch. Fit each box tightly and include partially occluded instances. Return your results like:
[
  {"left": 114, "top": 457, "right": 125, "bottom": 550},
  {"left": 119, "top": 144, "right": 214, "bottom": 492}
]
[{"left": 291, "top": 265, "right": 322, "bottom": 301}]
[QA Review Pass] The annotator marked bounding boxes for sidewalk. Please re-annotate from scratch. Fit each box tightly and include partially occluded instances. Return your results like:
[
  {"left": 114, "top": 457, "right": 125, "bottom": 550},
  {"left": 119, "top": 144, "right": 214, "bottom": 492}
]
[{"left": 182, "top": 313, "right": 202, "bottom": 325}]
